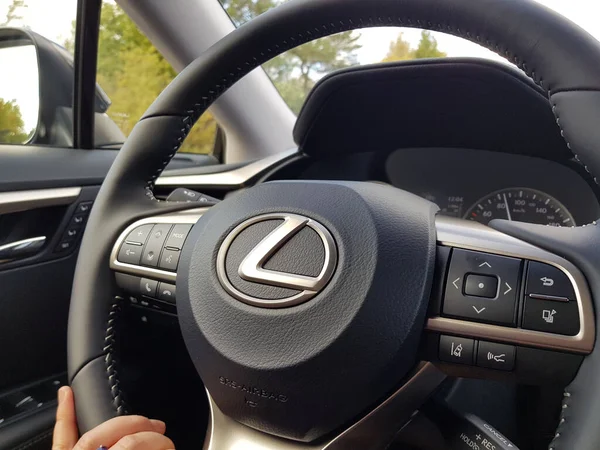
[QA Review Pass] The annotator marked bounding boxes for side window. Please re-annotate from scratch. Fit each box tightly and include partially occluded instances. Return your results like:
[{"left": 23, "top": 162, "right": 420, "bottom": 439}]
[
  {"left": 0, "top": 0, "right": 77, "bottom": 146},
  {"left": 95, "top": 2, "right": 217, "bottom": 154}
]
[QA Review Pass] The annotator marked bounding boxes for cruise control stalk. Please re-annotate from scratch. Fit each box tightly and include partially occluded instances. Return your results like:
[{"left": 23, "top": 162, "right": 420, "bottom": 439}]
[{"left": 422, "top": 401, "right": 519, "bottom": 450}]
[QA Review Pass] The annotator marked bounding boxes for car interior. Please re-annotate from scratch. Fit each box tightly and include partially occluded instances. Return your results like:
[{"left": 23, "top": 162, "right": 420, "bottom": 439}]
[{"left": 1, "top": 0, "right": 600, "bottom": 449}]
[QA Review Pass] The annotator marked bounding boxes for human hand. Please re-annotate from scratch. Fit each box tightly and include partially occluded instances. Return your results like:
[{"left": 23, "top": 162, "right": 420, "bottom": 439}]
[{"left": 53, "top": 386, "right": 175, "bottom": 449}]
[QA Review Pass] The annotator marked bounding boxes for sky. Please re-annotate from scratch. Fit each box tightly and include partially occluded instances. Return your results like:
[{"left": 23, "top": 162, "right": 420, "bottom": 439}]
[
  {"left": 1, "top": 0, "right": 600, "bottom": 132},
  {"left": 356, "top": 0, "right": 600, "bottom": 64}
]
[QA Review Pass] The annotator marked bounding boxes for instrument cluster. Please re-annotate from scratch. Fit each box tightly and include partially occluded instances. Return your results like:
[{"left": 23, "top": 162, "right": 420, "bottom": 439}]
[{"left": 385, "top": 148, "right": 599, "bottom": 227}]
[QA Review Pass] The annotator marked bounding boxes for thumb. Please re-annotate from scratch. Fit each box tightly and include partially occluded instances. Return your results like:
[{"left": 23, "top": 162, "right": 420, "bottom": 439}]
[{"left": 53, "top": 386, "right": 78, "bottom": 450}]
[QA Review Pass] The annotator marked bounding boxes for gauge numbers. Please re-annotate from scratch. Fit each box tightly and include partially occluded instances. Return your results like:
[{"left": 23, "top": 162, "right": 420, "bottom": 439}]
[
  {"left": 421, "top": 193, "right": 465, "bottom": 217},
  {"left": 465, "top": 188, "right": 575, "bottom": 226}
]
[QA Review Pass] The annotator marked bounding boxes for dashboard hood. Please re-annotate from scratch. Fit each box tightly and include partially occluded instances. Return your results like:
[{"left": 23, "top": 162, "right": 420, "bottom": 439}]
[{"left": 294, "top": 58, "right": 569, "bottom": 161}]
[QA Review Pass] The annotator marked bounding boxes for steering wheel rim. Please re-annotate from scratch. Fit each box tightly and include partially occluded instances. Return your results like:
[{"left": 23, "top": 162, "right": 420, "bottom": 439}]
[{"left": 68, "top": 0, "right": 600, "bottom": 448}]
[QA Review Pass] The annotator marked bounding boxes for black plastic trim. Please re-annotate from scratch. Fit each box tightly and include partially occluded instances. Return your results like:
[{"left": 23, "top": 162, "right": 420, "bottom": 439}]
[{"left": 73, "top": 0, "right": 102, "bottom": 149}]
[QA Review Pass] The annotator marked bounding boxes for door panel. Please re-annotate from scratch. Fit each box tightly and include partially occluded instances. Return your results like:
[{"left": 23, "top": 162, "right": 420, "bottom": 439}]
[
  {"left": 0, "top": 3, "right": 217, "bottom": 447},
  {"left": 0, "top": 146, "right": 216, "bottom": 448},
  {"left": 0, "top": 145, "right": 216, "bottom": 192}
]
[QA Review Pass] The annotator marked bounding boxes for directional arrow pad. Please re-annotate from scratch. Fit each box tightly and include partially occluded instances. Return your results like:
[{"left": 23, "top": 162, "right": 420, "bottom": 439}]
[{"left": 442, "top": 249, "right": 522, "bottom": 326}]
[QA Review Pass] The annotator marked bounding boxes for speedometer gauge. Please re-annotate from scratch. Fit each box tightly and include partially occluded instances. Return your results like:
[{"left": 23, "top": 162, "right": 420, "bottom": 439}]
[{"left": 464, "top": 188, "right": 575, "bottom": 226}]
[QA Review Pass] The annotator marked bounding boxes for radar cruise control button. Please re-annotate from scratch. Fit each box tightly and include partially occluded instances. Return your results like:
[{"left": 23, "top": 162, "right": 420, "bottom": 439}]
[
  {"left": 476, "top": 341, "right": 515, "bottom": 371},
  {"left": 443, "top": 249, "right": 522, "bottom": 326}
]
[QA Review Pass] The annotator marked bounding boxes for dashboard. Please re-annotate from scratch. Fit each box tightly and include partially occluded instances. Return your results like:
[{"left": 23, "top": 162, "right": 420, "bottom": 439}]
[
  {"left": 287, "top": 58, "right": 600, "bottom": 228},
  {"left": 294, "top": 147, "right": 600, "bottom": 227},
  {"left": 385, "top": 147, "right": 600, "bottom": 226}
]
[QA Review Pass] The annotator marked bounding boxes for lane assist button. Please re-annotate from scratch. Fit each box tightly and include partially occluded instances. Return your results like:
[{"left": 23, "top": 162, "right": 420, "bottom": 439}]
[{"left": 439, "top": 335, "right": 475, "bottom": 365}]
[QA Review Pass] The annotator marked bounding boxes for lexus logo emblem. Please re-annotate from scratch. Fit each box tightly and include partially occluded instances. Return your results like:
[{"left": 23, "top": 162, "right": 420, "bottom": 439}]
[{"left": 216, "top": 213, "right": 338, "bottom": 308}]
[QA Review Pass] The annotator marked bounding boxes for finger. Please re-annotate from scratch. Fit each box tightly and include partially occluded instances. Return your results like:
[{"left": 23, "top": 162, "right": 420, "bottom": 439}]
[
  {"left": 53, "top": 386, "right": 78, "bottom": 450},
  {"left": 110, "top": 431, "right": 175, "bottom": 450},
  {"left": 74, "top": 416, "right": 166, "bottom": 450}
]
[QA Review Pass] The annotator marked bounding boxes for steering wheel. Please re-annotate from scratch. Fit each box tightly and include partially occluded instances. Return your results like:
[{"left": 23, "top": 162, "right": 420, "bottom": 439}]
[{"left": 68, "top": 0, "right": 600, "bottom": 448}]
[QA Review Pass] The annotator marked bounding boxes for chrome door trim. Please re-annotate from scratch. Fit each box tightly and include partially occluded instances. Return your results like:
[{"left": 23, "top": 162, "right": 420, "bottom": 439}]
[
  {"left": 0, "top": 236, "right": 46, "bottom": 262},
  {"left": 0, "top": 187, "right": 81, "bottom": 214}
]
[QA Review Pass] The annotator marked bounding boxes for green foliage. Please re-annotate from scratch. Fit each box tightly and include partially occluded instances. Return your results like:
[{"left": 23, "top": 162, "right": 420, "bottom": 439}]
[
  {"left": 382, "top": 33, "right": 412, "bottom": 62},
  {"left": 0, "top": 98, "right": 29, "bottom": 143},
  {"left": 383, "top": 30, "right": 447, "bottom": 62},
  {"left": 65, "top": 0, "right": 363, "bottom": 151},
  {"left": 221, "top": 0, "right": 274, "bottom": 24},
  {"left": 222, "top": 0, "right": 361, "bottom": 114},
  {"left": 412, "top": 31, "right": 447, "bottom": 59},
  {"left": 65, "top": 3, "right": 217, "bottom": 154},
  {"left": 1, "top": 0, "right": 26, "bottom": 26}
]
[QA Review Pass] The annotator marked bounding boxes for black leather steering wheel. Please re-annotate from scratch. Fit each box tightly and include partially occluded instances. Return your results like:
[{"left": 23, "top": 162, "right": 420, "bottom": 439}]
[{"left": 68, "top": 0, "right": 600, "bottom": 448}]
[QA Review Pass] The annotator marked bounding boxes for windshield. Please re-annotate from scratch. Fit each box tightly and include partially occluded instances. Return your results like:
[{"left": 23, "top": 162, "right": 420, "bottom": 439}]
[{"left": 220, "top": 0, "right": 600, "bottom": 113}]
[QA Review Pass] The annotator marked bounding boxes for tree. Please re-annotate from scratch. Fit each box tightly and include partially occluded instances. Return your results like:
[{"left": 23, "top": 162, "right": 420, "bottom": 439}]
[
  {"left": 221, "top": 0, "right": 274, "bottom": 24},
  {"left": 382, "top": 30, "right": 447, "bottom": 62},
  {"left": 412, "top": 31, "right": 447, "bottom": 59},
  {"left": 287, "top": 33, "right": 360, "bottom": 93},
  {"left": 99, "top": 4, "right": 216, "bottom": 153},
  {"left": 1, "top": 0, "right": 26, "bottom": 26},
  {"left": 382, "top": 33, "right": 412, "bottom": 62},
  {"left": 0, "top": 99, "right": 29, "bottom": 143},
  {"left": 66, "top": 3, "right": 217, "bottom": 154},
  {"left": 222, "top": 0, "right": 361, "bottom": 113},
  {"left": 68, "top": 0, "right": 361, "bottom": 150}
]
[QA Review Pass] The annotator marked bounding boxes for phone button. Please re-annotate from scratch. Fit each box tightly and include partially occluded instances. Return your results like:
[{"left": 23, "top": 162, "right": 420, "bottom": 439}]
[
  {"left": 158, "top": 283, "right": 176, "bottom": 303},
  {"left": 139, "top": 278, "right": 158, "bottom": 298}
]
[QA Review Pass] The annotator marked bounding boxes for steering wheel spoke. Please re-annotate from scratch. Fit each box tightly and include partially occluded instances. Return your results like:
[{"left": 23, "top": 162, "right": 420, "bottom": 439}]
[
  {"left": 423, "top": 217, "right": 594, "bottom": 385},
  {"left": 204, "top": 363, "right": 445, "bottom": 450},
  {"left": 110, "top": 207, "right": 206, "bottom": 282}
]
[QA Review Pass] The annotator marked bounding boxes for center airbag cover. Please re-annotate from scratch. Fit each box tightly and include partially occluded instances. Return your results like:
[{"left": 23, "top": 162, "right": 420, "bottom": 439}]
[{"left": 177, "top": 180, "right": 438, "bottom": 442}]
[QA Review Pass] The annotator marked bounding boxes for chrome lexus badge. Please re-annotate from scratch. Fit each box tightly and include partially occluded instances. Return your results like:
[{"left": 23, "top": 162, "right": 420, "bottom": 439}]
[{"left": 216, "top": 213, "right": 337, "bottom": 308}]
